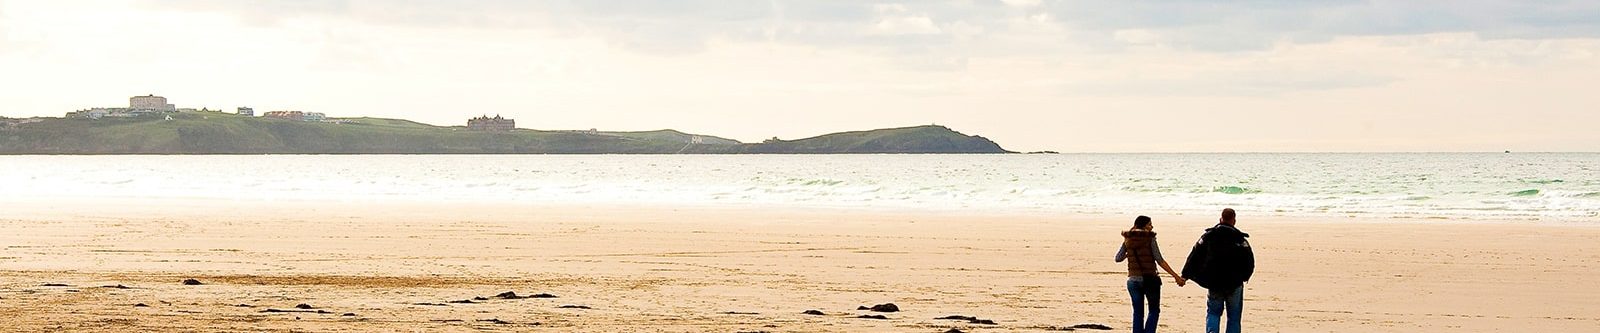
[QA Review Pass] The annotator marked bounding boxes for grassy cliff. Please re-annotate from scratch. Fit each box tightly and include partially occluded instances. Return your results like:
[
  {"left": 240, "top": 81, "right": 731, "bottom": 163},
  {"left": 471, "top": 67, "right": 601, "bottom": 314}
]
[
  {"left": 688, "top": 125, "right": 1012, "bottom": 154},
  {"left": 0, "top": 113, "right": 1010, "bottom": 154}
]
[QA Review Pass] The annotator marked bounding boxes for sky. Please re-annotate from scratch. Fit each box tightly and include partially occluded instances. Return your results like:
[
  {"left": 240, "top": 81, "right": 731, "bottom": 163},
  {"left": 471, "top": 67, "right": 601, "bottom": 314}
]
[{"left": 1, "top": 0, "right": 1598, "bottom": 152}]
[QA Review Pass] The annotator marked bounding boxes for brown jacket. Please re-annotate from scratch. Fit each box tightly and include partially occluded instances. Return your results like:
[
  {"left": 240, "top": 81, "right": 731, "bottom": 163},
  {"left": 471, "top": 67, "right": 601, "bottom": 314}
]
[{"left": 1121, "top": 230, "right": 1159, "bottom": 277}]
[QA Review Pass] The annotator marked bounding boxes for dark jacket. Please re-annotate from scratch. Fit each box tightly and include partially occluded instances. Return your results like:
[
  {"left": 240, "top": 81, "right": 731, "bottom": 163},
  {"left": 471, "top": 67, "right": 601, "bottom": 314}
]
[{"left": 1181, "top": 224, "right": 1254, "bottom": 291}]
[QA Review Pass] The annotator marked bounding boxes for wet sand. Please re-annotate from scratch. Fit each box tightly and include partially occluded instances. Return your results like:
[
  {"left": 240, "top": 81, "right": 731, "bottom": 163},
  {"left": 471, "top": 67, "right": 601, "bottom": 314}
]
[{"left": 2, "top": 202, "right": 1597, "bottom": 332}]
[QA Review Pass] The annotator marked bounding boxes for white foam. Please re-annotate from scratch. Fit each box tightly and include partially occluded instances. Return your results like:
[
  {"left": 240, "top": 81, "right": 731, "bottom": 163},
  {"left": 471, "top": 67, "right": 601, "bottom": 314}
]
[{"left": 2, "top": 154, "right": 1598, "bottom": 222}]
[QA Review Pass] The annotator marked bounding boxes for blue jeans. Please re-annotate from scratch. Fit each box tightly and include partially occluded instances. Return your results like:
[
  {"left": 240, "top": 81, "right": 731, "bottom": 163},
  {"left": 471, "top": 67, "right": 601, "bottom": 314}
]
[
  {"left": 1126, "top": 278, "right": 1161, "bottom": 333},
  {"left": 1206, "top": 286, "right": 1244, "bottom": 333}
]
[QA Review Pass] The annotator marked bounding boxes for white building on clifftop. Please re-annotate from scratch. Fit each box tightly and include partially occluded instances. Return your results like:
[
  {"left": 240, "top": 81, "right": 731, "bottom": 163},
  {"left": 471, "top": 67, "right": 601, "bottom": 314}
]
[
  {"left": 129, "top": 94, "right": 175, "bottom": 111},
  {"left": 67, "top": 94, "right": 185, "bottom": 119}
]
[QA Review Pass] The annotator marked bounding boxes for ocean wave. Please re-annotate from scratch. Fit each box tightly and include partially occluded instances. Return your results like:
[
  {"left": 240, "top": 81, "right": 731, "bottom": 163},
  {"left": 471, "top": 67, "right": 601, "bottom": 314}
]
[
  {"left": 787, "top": 178, "right": 844, "bottom": 186},
  {"left": 1546, "top": 191, "right": 1600, "bottom": 198},
  {"left": 1510, "top": 189, "right": 1541, "bottom": 196},
  {"left": 1213, "top": 186, "right": 1259, "bottom": 195}
]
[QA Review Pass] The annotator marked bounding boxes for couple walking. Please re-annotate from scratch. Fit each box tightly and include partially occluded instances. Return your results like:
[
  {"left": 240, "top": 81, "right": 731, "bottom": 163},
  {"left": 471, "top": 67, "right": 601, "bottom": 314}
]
[{"left": 1115, "top": 208, "right": 1255, "bottom": 333}]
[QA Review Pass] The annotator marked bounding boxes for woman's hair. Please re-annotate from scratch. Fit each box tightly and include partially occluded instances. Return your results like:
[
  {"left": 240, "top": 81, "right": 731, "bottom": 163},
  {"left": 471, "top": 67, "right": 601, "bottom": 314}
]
[{"left": 1133, "top": 215, "right": 1152, "bottom": 229}]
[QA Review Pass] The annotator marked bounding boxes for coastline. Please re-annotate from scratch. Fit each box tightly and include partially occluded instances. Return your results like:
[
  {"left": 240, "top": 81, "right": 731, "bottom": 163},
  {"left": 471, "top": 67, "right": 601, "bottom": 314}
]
[{"left": 3, "top": 203, "right": 1598, "bottom": 332}]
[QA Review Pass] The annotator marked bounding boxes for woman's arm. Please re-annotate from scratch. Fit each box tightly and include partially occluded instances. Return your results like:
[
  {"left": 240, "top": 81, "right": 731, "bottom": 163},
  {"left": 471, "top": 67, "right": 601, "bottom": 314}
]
[
  {"left": 1153, "top": 238, "right": 1186, "bottom": 285},
  {"left": 1157, "top": 259, "right": 1185, "bottom": 286},
  {"left": 1114, "top": 243, "right": 1127, "bottom": 262}
]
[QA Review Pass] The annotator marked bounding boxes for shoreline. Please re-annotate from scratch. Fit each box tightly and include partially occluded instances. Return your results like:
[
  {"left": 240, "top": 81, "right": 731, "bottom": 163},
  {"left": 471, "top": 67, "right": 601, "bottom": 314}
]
[{"left": 7, "top": 198, "right": 1599, "bottom": 226}]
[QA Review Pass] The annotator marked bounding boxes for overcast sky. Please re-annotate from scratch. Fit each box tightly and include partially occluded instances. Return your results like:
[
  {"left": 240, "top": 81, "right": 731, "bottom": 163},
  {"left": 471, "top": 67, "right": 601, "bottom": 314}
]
[{"left": 2, "top": 0, "right": 1598, "bottom": 152}]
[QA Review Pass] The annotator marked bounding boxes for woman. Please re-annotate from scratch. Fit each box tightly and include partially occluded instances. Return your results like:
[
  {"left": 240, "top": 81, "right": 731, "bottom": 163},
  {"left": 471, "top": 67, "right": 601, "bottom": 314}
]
[{"left": 1116, "top": 215, "right": 1186, "bottom": 333}]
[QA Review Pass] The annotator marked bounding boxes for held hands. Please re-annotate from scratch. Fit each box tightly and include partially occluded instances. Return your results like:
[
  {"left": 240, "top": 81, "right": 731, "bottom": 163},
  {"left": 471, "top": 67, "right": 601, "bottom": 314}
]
[{"left": 1174, "top": 276, "right": 1187, "bottom": 287}]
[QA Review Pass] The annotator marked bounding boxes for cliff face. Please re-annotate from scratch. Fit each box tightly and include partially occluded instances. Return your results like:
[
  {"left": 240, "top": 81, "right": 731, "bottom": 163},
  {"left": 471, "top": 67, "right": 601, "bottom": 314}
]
[{"left": 0, "top": 114, "right": 1011, "bottom": 154}]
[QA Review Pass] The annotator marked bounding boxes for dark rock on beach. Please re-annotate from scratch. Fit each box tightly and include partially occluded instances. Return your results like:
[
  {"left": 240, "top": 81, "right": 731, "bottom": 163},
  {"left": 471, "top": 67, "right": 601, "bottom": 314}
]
[
  {"left": 102, "top": 284, "right": 131, "bottom": 289},
  {"left": 181, "top": 279, "right": 203, "bottom": 285},
  {"left": 557, "top": 304, "right": 592, "bottom": 309},
  {"left": 41, "top": 283, "right": 70, "bottom": 287},
  {"left": 294, "top": 303, "right": 315, "bottom": 309},
  {"left": 262, "top": 308, "right": 329, "bottom": 314},
  {"left": 856, "top": 314, "right": 889, "bottom": 320},
  {"left": 1043, "top": 323, "right": 1114, "bottom": 330},
  {"left": 495, "top": 291, "right": 557, "bottom": 299},
  {"left": 802, "top": 310, "right": 826, "bottom": 315},
  {"left": 478, "top": 318, "right": 512, "bottom": 324},
  {"left": 944, "top": 329, "right": 967, "bottom": 333},
  {"left": 447, "top": 299, "right": 477, "bottom": 304},
  {"left": 936, "top": 315, "right": 997, "bottom": 325},
  {"left": 860, "top": 303, "right": 899, "bottom": 312},
  {"left": 133, "top": 303, "right": 149, "bottom": 307}
]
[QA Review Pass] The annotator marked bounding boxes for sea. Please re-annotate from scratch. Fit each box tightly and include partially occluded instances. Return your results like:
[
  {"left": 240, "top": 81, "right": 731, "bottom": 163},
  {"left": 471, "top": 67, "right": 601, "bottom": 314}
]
[{"left": 2, "top": 154, "right": 1597, "bottom": 222}]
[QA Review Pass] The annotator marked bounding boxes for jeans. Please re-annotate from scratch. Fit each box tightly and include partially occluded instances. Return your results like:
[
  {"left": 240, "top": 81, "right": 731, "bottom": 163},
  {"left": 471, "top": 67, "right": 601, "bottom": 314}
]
[
  {"left": 1205, "top": 286, "right": 1244, "bottom": 333},
  {"left": 1126, "top": 278, "right": 1161, "bottom": 333}
]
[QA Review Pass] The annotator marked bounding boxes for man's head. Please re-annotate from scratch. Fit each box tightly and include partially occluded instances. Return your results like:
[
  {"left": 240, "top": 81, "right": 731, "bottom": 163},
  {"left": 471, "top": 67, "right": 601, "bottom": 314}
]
[
  {"left": 1220, "top": 208, "right": 1237, "bottom": 226},
  {"left": 1133, "top": 215, "right": 1152, "bottom": 230}
]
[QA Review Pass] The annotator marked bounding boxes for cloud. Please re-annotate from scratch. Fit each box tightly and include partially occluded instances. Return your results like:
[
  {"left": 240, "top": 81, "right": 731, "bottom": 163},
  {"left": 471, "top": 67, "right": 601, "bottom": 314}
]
[
  {"left": 1062, "top": 70, "right": 1396, "bottom": 97},
  {"left": 1000, "top": 0, "right": 1042, "bottom": 8},
  {"left": 136, "top": 1, "right": 1007, "bottom": 53},
  {"left": 1045, "top": 0, "right": 1600, "bottom": 51},
  {"left": 98, "top": 1, "right": 1600, "bottom": 91},
  {"left": 141, "top": 0, "right": 351, "bottom": 26},
  {"left": 135, "top": 0, "right": 1600, "bottom": 54},
  {"left": 1112, "top": 29, "right": 1161, "bottom": 45},
  {"left": 0, "top": 2, "right": 7, "bottom": 50},
  {"left": 869, "top": 15, "right": 943, "bottom": 35}
]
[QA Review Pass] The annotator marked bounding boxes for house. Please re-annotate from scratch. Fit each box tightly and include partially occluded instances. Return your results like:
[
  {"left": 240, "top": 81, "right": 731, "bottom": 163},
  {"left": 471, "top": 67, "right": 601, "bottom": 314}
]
[
  {"left": 129, "top": 94, "right": 176, "bottom": 111},
  {"left": 263, "top": 111, "right": 305, "bottom": 121},
  {"left": 467, "top": 115, "right": 515, "bottom": 131}
]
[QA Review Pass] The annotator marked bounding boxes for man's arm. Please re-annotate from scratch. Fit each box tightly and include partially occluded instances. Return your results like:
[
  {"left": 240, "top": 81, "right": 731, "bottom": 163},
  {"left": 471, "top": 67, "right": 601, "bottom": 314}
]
[{"left": 1241, "top": 239, "right": 1255, "bottom": 283}]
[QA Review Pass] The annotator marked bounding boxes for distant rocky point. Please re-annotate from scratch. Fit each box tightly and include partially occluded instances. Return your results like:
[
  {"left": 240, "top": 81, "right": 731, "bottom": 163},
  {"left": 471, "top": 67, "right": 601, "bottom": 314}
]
[{"left": 0, "top": 112, "right": 1012, "bottom": 154}]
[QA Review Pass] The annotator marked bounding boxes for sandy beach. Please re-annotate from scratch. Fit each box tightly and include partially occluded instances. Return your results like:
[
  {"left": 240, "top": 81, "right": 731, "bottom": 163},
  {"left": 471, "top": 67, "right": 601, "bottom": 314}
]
[{"left": 2, "top": 202, "right": 1597, "bottom": 332}]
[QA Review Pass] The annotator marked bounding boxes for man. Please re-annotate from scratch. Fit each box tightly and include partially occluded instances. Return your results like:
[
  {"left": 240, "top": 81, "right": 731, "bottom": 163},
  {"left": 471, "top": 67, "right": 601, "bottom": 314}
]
[{"left": 1181, "top": 208, "right": 1255, "bottom": 333}]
